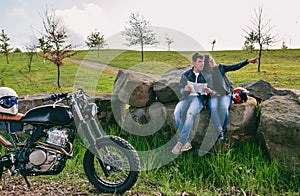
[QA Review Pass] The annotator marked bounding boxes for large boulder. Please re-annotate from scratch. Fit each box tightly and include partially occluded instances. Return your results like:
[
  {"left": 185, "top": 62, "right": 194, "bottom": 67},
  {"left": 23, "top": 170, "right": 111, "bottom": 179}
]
[
  {"left": 241, "top": 79, "right": 297, "bottom": 101},
  {"left": 153, "top": 66, "right": 190, "bottom": 103},
  {"left": 124, "top": 96, "right": 257, "bottom": 143},
  {"left": 257, "top": 95, "right": 300, "bottom": 171},
  {"left": 113, "top": 70, "right": 156, "bottom": 108}
]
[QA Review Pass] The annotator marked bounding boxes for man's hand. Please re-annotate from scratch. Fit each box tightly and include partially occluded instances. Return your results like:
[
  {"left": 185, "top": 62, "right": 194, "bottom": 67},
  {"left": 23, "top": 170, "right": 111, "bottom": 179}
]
[
  {"left": 185, "top": 85, "right": 193, "bottom": 91},
  {"left": 204, "top": 87, "right": 211, "bottom": 94},
  {"left": 248, "top": 57, "right": 259, "bottom": 64}
]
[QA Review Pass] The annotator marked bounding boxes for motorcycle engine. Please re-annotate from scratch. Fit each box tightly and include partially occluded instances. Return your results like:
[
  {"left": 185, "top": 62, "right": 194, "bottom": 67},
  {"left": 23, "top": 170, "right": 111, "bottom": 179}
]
[
  {"left": 26, "top": 128, "right": 69, "bottom": 173},
  {"left": 46, "top": 128, "right": 68, "bottom": 147}
]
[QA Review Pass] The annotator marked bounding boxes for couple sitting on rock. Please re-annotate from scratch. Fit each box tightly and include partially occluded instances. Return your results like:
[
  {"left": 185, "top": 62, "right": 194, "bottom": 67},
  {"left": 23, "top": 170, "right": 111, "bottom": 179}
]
[{"left": 172, "top": 52, "right": 258, "bottom": 154}]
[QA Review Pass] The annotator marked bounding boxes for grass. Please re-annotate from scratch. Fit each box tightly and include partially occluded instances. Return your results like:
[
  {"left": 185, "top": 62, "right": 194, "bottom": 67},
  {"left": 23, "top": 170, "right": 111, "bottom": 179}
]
[
  {"left": 74, "top": 49, "right": 300, "bottom": 89},
  {"left": 0, "top": 53, "right": 115, "bottom": 95},
  {"left": 0, "top": 49, "right": 300, "bottom": 195}
]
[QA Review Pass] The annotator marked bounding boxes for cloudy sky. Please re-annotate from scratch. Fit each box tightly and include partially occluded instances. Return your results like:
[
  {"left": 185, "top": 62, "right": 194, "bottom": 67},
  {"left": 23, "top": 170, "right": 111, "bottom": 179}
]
[{"left": 1, "top": 0, "right": 300, "bottom": 51}]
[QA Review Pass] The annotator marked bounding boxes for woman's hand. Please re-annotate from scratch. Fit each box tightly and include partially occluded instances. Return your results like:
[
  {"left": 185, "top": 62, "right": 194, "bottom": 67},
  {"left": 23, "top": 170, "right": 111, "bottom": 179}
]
[{"left": 248, "top": 57, "right": 259, "bottom": 64}]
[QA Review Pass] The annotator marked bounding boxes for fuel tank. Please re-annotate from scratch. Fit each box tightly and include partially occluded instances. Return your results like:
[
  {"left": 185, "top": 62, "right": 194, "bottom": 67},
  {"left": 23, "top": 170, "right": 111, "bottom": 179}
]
[{"left": 22, "top": 104, "right": 73, "bottom": 125}]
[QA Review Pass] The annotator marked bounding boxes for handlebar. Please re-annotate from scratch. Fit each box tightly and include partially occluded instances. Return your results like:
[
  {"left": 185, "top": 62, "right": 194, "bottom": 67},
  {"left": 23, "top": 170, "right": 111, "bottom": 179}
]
[{"left": 42, "top": 92, "right": 68, "bottom": 102}]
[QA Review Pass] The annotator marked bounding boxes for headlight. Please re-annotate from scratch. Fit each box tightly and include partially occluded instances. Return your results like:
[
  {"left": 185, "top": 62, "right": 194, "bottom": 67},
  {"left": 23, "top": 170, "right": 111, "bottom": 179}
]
[{"left": 85, "top": 103, "right": 98, "bottom": 116}]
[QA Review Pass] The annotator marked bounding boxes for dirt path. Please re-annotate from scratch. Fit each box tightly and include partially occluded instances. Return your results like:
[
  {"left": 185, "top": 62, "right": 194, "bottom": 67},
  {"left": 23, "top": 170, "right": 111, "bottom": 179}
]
[
  {"left": 66, "top": 58, "right": 124, "bottom": 75},
  {"left": 65, "top": 58, "right": 160, "bottom": 79}
]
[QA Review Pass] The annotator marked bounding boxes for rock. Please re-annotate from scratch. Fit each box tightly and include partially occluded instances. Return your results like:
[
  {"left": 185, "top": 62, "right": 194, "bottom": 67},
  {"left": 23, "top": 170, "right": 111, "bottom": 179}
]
[
  {"left": 241, "top": 79, "right": 297, "bottom": 101},
  {"left": 113, "top": 70, "right": 156, "bottom": 108},
  {"left": 257, "top": 95, "right": 300, "bottom": 171},
  {"left": 227, "top": 96, "right": 258, "bottom": 137},
  {"left": 125, "top": 96, "right": 258, "bottom": 144},
  {"left": 153, "top": 66, "right": 190, "bottom": 103}
]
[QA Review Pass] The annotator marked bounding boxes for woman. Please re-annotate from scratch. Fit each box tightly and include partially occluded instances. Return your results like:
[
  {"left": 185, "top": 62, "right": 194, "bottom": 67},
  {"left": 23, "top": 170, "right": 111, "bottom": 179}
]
[{"left": 204, "top": 55, "right": 258, "bottom": 141}]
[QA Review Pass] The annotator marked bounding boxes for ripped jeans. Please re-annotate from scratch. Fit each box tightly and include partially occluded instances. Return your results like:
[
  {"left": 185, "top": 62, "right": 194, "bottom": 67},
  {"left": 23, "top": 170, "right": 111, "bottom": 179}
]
[{"left": 174, "top": 96, "right": 204, "bottom": 143}]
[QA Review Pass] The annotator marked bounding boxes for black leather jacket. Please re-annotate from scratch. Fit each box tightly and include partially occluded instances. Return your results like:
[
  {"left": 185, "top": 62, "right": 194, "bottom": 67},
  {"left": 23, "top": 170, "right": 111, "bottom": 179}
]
[
  {"left": 211, "top": 60, "right": 249, "bottom": 95},
  {"left": 179, "top": 67, "right": 208, "bottom": 101}
]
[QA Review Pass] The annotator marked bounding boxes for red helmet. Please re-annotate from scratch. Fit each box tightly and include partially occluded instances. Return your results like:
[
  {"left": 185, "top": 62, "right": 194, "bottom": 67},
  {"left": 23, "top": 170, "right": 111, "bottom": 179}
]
[{"left": 232, "top": 87, "right": 249, "bottom": 104}]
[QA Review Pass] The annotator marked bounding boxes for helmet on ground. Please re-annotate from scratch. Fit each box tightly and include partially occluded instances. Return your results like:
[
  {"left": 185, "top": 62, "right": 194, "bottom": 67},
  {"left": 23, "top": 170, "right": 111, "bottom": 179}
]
[
  {"left": 232, "top": 87, "right": 249, "bottom": 104},
  {"left": 0, "top": 87, "right": 18, "bottom": 115}
]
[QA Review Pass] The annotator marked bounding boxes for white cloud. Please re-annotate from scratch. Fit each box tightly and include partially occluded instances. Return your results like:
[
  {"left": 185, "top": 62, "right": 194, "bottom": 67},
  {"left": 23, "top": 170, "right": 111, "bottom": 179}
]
[
  {"left": 55, "top": 3, "right": 110, "bottom": 39},
  {"left": 7, "top": 8, "right": 28, "bottom": 17}
]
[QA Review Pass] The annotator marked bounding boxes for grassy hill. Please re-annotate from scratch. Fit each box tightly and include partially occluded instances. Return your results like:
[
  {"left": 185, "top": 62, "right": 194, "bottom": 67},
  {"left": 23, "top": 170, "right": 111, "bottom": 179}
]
[{"left": 0, "top": 49, "right": 299, "bottom": 95}]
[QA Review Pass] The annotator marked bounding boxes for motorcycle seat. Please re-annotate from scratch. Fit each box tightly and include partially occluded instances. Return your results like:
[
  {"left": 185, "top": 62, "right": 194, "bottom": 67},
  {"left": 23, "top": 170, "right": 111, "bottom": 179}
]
[{"left": 0, "top": 113, "right": 24, "bottom": 121}]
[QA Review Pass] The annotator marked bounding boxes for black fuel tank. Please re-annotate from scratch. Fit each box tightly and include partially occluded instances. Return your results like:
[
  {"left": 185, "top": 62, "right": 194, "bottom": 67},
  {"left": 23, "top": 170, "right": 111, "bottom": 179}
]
[{"left": 22, "top": 104, "right": 73, "bottom": 125}]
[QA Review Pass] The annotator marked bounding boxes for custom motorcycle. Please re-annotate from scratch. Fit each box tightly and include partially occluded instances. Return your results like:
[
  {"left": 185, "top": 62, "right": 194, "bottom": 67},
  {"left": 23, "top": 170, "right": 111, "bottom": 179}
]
[{"left": 0, "top": 88, "right": 140, "bottom": 193}]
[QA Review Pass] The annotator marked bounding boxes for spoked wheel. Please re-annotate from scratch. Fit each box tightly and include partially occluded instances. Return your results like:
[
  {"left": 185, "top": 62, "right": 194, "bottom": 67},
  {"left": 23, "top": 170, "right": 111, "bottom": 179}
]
[{"left": 83, "top": 136, "right": 140, "bottom": 193}]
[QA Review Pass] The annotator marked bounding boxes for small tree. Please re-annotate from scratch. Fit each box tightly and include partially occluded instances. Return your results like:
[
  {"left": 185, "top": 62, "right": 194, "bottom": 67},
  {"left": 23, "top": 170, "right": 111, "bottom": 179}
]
[
  {"left": 243, "top": 40, "right": 255, "bottom": 51},
  {"left": 264, "top": 34, "right": 276, "bottom": 50},
  {"left": 0, "top": 29, "right": 13, "bottom": 64},
  {"left": 25, "top": 44, "right": 37, "bottom": 72},
  {"left": 42, "top": 8, "right": 75, "bottom": 88},
  {"left": 37, "top": 36, "right": 51, "bottom": 64},
  {"left": 85, "top": 30, "right": 105, "bottom": 57},
  {"left": 244, "top": 6, "right": 276, "bottom": 72},
  {"left": 281, "top": 41, "right": 288, "bottom": 49},
  {"left": 165, "top": 34, "right": 174, "bottom": 52},
  {"left": 211, "top": 39, "right": 216, "bottom": 51},
  {"left": 14, "top": 48, "right": 22, "bottom": 53},
  {"left": 244, "top": 30, "right": 257, "bottom": 52},
  {"left": 122, "top": 12, "right": 158, "bottom": 62}
]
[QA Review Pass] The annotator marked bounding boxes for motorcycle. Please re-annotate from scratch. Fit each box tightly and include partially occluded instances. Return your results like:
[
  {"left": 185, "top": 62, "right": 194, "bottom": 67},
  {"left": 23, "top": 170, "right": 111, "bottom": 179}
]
[{"left": 0, "top": 88, "right": 140, "bottom": 193}]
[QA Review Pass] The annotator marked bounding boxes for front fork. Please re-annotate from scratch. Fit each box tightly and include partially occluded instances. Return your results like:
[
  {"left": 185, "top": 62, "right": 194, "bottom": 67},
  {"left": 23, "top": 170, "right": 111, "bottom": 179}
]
[{"left": 72, "top": 101, "right": 110, "bottom": 177}]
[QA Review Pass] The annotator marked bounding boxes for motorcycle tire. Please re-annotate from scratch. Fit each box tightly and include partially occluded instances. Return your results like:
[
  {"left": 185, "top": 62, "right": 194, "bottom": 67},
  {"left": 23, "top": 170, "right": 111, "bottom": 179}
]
[{"left": 83, "top": 135, "right": 140, "bottom": 193}]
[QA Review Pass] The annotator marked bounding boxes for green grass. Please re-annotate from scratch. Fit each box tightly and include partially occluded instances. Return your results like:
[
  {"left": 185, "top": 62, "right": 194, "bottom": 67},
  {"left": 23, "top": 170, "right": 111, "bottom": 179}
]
[
  {"left": 1, "top": 49, "right": 299, "bottom": 96},
  {"left": 0, "top": 53, "right": 115, "bottom": 95},
  {"left": 73, "top": 49, "right": 300, "bottom": 88}
]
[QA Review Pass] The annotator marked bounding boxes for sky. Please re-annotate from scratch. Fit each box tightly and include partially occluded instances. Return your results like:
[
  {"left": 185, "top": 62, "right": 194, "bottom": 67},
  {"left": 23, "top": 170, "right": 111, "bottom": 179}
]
[{"left": 1, "top": 0, "right": 300, "bottom": 51}]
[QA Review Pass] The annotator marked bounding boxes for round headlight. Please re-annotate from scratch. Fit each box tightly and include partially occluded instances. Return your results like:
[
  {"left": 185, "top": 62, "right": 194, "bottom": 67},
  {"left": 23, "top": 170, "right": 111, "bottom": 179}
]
[{"left": 86, "top": 103, "right": 98, "bottom": 116}]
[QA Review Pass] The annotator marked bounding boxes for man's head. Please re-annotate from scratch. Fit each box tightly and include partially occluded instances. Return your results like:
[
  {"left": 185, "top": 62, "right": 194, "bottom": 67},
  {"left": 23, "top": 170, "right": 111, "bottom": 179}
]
[{"left": 192, "top": 52, "right": 205, "bottom": 73}]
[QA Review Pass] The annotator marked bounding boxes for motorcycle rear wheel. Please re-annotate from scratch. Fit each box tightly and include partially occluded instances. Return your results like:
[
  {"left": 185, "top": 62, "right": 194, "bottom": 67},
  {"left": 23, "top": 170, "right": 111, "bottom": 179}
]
[{"left": 83, "top": 135, "right": 140, "bottom": 193}]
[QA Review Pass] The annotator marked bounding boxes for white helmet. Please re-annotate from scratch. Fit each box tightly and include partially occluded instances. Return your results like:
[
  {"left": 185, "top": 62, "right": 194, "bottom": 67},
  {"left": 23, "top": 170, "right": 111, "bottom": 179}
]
[{"left": 0, "top": 87, "right": 18, "bottom": 115}]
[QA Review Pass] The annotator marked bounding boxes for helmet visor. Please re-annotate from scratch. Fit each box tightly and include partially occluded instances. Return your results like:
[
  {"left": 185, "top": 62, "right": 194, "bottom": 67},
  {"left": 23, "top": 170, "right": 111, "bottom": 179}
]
[{"left": 0, "top": 96, "right": 18, "bottom": 108}]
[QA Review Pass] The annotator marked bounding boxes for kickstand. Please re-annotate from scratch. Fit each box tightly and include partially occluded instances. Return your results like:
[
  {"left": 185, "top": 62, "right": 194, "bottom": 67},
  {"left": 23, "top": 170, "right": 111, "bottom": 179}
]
[{"left": 23, "top": 175, "right": 31, "bottom": 189}]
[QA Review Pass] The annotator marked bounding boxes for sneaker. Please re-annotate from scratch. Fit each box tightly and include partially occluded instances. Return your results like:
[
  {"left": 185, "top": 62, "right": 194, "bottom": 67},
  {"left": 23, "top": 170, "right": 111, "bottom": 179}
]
[
  {"left": 172, "top": 142, "right": 183, "bottom": 154},
  {"left": 181, "top": 142, "right": 192, "bottom": 152},
  {"left": 218, "top": 132, "right": 227, "bottom": 142}
]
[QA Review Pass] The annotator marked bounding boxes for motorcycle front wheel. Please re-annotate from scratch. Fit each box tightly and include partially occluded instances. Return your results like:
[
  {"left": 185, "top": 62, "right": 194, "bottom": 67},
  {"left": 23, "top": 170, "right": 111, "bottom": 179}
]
[{"left": 83, "top": 135, "right": 140, "bottom": 193}]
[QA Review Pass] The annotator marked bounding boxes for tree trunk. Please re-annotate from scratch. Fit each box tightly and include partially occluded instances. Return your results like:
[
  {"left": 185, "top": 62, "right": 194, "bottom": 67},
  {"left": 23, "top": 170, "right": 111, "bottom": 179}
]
[
  {"left": 57, "top": 64, "right": 61, "bottom": 88},
  {"left": 5, "top": 54, "right": 9, "bottom": 64},
  {"left": 141, "top": 43, "right": 144, "bottom": 62},
  {"left": 258, "top": 44, "right": 262, "bottom": 72},
  {"left": 28, "top": 56, "right": 33, "bottom": 72}
]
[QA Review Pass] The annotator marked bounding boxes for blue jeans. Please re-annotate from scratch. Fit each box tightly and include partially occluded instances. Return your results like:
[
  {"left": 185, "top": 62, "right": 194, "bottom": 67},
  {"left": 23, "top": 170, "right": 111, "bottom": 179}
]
[
  {"left": 174, "top": 96, "right": 204, "bottom": 143},
  {"left": 208, "top": 94, "right": 232, "bottom": 132}
]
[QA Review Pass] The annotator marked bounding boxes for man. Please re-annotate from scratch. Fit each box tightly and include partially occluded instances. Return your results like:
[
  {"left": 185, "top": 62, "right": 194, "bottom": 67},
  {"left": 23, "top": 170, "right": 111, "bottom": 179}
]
[{"left": 172, "top": 52, "right": 212, "bottom": 154}]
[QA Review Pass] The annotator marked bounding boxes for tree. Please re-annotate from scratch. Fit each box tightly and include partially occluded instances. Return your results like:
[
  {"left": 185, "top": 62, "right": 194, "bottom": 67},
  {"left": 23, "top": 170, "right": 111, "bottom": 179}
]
[
  {"left": 0, "top": 29, "right": 13, "bottom": 64},
  {"left": 244, "top": 30, "right": 257, "bottom": 52},
  {"left": 242, "top": 40, "right": 255, "bottom": 51},
  {"left": 211, "top": 39, "right": 216, "bottom": 51},
  {"left": 122, "top": 12, "right": 158, "bottom": 62},
  {"left": 165, "top": 34, "right": 174, "bottom": 52},
  {"left": 85, "top": 30, "right": 105, "bottom": 57},
  {"left": 25, "top": 44, "right": 37, "bottom": 72},
  {"left": 42, "top": 8, "right": 75, "bottom": 88},
  {"left": 244, "top": 7, "right": 276, "bottom": 72},
  {"left": 37, "top": 36, "right": 51, "bottom": 64},
  {"left": 281, "top": 41, "right": 288, "bottom": 49}
]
